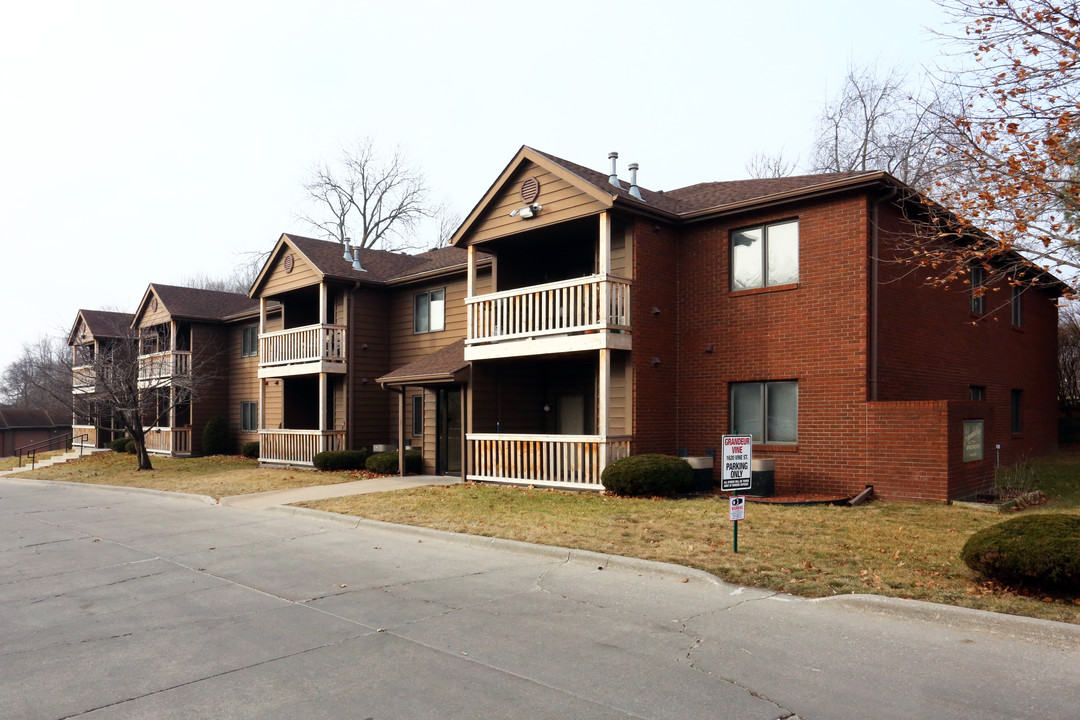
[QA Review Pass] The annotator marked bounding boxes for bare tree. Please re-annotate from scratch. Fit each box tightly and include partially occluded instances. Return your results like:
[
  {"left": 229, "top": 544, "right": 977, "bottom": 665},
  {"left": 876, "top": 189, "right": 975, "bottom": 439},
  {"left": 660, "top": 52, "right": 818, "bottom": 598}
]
[
  {"left": 1060, "top": 303, "right": 1080, "bottom": 416},
  {"left": 904, "top": 0, "right": 1080, "bottom": 291},
  {"left": 299, "top": 137, "right": 433, "bottom": 253},
  {"left": 430, "top": 202, "right": 463, "bottom": 248},
  {"left": 745, "top": 150, "right": 798, "bottom": 179},
  {"left": 0, "top": 337, "right": 70, "bottom": 412},
  {"left": 809, "top": 63, "right": 952, "bottom": 190}
]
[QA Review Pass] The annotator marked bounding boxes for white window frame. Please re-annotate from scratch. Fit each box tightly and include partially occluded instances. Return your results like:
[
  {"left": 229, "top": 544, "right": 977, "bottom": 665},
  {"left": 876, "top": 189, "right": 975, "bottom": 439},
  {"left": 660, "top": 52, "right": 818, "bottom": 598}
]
[
  {"left": 730, "top": 219, "right": 799, "bottom": 291},
  {"left": 414, "top": 288, "right": 446, "bottom": 334}
]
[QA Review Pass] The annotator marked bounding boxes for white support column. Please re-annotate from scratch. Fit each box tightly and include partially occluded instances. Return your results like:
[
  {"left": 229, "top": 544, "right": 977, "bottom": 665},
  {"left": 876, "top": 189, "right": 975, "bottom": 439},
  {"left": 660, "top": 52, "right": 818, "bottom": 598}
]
[
  {"left": 598, "top": 348, "right": 611, "bottom": 471},
  {"left": 467, "top": 246, "right": 476, "bottom": 341},
  {"left": 319, "top": 282, "right": 328, "bottom": 324},
  {"left": 599, "top": 211, "right": 612, "bottom": 276},
  {"left": 319, "top": 373, "right": 327, "bottom": 452},
  {"left": 398, "top": 389, "right": 406, "bottom": 476},
  {"left": 259, "top": 297, "right": 266, "bottom": 334}
]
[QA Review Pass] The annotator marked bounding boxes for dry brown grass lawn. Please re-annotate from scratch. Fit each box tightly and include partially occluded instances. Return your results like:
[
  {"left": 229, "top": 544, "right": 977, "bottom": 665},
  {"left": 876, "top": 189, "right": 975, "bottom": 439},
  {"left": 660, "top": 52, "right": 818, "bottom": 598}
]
[{"left": 7, "top": 451, "right": 377, "bottom": 498}]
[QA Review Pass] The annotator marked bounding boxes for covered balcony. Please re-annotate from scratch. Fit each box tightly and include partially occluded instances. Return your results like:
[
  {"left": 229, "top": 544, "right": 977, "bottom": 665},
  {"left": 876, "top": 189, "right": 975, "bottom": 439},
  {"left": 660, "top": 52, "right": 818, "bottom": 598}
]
[
  {"left": 258, "top": 373, "right": 346, "bottom": 466},
  {"left": 258, "top": 429, "right": 346, "bottom": 466},
  {"left": 466, "top": 352, "right": 630, "bottom": 490},
  {"left": 72, "top": 365, "right": 96, "bottom": 394},
  {"left": 144, "top": 426, "right": 192, "bottom": 456},
  {"left": 137, "top": 351, "right": 191, "bottom": 386},
  {"left": 463, "top": 212, "right": 632, "bottom": 361},
  {"left": 258, "top": 323, "right": 346, "bottom": 377}
]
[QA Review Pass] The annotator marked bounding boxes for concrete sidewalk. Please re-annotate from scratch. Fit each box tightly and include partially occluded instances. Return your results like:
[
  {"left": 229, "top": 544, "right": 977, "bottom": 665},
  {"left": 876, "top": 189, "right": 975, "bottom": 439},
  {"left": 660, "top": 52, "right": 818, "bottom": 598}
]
[{"left": 220, "top": 474, "right": 462, "bottom": 509}]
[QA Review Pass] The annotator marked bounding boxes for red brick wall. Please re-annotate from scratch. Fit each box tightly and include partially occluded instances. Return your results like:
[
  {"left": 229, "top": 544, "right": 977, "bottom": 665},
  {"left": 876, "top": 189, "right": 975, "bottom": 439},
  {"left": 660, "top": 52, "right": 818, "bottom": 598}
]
[
  {"left": 673, "top": 192, "right": 872, "bottom": 497},
  {"left": 630, "top": 217, "right": 681, "bottom": 455},
  {"left": 874, "top": 203, "right": 1059, "bottom": 470}
]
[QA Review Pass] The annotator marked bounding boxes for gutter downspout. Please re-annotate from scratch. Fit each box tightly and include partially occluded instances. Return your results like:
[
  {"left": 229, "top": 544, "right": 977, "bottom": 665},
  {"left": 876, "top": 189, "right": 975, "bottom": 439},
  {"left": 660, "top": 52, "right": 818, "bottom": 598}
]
[{"left": 870, "top": 187, "right": 899, "bottom": 403}]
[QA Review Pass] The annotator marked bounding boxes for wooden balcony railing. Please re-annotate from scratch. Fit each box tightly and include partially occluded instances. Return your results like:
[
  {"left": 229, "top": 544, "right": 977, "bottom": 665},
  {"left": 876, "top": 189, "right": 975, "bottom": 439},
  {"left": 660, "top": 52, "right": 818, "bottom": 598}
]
[
  {"left": 138, "top": 351, "right": 192, "bottom": 384},
  {"left": 72, "top": 365, "right": 96, "bottom": 393},
  {"left": 259, "top": 324, "right": 347, "bottom": 369},
  {"left": 144, "top": 427, "right": 192, "bottom": 455},
  {"left": 466, "top": 275, "right": 631, "bottom": 345},
  {"left": 72, "top": 425, "right": 97, "bottom": 447},
  {"left": 259, "top": 429, "right": 346, "bottom": 465},
  {"left": 467, "top": 433, "right": 632, "bottom": 489}
]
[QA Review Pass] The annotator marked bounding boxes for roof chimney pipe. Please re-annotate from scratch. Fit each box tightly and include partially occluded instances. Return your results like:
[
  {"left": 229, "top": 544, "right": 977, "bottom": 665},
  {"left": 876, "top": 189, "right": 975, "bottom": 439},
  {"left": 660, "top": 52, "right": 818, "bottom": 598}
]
[
  {"left": 608, "top": 152, "right": 622, "bottom": 189},
  {"left": 628, "top": 163, "right": 643, "bottom": 200}
]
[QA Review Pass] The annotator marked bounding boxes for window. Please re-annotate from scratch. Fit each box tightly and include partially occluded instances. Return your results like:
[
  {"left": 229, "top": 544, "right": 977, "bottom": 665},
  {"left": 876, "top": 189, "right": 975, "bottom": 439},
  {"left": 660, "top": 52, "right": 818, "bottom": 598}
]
[
  {"left": 242, "top": 401, "right": 258, "bottom": 432},
  {"left": 241, "top": 325, "right": 258, "bottom": 357},
  {"left": 962, "top": 419, "right": 984, "bottom": 462},
  {"left": 731, "top": 220, "right": 799, "bottom": 291},
  {"left": 1011, "top": 389, "right": 1022, "bottom": 433},
  {"left": 968, "top": 385, "right": 985, "bottom": 402},
  {"left": 412, "top": 394, "right": 424, "bottom": 437},
  {"left": 1011, "top": 286, "right": 1023, "bottom": 327},
  {"left": 414, "top": 288, "right": 446, "bottom": 333},
  {"left": 730, "top": 381, "right": 798, "bottom": 444},
  {"left": 970, "top": 265, "right": 985, "bottom": 314}
]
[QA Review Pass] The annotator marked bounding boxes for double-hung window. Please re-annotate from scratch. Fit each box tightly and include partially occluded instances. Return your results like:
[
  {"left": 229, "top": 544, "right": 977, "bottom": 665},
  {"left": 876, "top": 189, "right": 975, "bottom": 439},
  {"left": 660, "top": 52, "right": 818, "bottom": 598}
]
[
  {"left": 241, "top": 325, "right": 258, "bottom": 357},
  {"left": 730, "top": 381, "right": 798, "bottom": 444},
  {"left": 414, "top": 289, "right": 446, "bottom": 333},
  {"left": 731, "top": 220, "right": 799, "bottom": 291},
  {"left": 241, "top": 401, "right": 258, "bottom": 432},
  {"left": 970, "top": 265, "right": 985, "bottom": 314},
  {"left": 412, "top": 394, "right": 424, "bottom": 437}
]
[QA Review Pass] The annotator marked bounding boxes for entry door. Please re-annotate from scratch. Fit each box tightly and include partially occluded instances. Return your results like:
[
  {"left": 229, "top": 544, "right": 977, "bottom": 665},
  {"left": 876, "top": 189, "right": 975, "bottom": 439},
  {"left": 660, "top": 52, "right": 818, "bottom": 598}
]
[{"left": 437, "top": 387, "right": 462, "bottom": 475}]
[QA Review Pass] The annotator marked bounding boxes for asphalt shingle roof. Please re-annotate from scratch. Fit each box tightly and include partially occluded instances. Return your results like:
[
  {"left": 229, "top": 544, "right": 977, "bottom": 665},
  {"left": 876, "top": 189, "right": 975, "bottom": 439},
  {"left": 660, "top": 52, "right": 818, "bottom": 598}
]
[
  {"left": 378, "top": 340, "right": 468, "bottom": 384},
  {"left": 78, "top": 310, "right": 136, "bottom": 339},
  {"left": 149, "top": 284, "right": 260, "bottom": 322},
  {"left": 284, "top": 235, "right": 485, "bottom": 284}
]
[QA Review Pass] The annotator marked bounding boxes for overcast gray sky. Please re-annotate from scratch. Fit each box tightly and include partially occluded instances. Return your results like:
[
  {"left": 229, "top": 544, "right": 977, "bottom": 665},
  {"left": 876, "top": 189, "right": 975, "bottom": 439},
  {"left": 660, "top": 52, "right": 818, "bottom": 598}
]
[{"left": 0, "top": 0, "right": 950, "bottom": 372}]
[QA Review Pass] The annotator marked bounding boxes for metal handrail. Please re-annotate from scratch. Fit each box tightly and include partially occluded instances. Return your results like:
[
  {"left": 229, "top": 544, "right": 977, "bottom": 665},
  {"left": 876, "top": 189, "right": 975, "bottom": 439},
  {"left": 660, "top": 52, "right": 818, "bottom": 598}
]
[{"left": 16, "top": 433, "right": 88, "bottom": 469}]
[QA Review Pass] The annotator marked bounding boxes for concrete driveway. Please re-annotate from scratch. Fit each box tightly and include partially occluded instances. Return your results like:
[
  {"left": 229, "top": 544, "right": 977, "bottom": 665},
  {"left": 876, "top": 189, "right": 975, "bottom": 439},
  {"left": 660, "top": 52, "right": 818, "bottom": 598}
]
[{"left": 1, "top": 477, "right": 1077, "bottom": 719}]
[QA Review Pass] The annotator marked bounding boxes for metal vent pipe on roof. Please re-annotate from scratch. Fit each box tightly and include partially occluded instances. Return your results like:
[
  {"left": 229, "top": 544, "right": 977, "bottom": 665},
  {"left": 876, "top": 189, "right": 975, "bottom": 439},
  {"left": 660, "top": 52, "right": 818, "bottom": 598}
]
[
  {"left": 608, "top": 152, "right": 622, "bottom": 188},
  {"left": 628, "top": 163, "right": 643, "bottom": 200}
]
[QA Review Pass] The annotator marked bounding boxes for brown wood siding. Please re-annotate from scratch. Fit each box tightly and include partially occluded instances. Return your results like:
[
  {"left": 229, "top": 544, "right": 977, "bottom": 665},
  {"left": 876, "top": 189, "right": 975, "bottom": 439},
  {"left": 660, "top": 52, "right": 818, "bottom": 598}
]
[
  {"left": 189, "top": 323, "right": 232, "bottom": 455},
  {"left": 387, "top": 270, "right": 490, "bottom": 369},
  {"left": 423, "top": 388, "right": 437, "bottom": 474},
  {"left": 611, "top": 219, "right": 632, "bottom": 278},
  {"left": 609, "top": 351, "right": 629, "bottom": 435},
  {"left": 333, "top": 376, "right": 347, "bottom": 431},
  {"left": 348, "top": 287, "right": 392, "bottom": 451},
  {"left": 138, "top": 293, "right": 172, "bottom": 328},
  {"left": 466, "top": 162, "right": 607, "bottom": 246},
  {"left": 228, "top": 321, "right": 261, "bottom": 446},
  {"left": 263, "top": 380, "right": 283, "bottom": 431},
  {"left": 261, "top": 247, "right": 321, "bottom": 297}
]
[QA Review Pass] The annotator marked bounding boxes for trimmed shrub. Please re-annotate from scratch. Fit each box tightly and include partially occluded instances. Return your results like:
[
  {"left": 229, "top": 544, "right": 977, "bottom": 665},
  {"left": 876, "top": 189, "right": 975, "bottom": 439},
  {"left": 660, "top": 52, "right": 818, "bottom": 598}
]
[
  {"left": 201, "top": 417, "right": 231, "bottom": 456},
  {"left": 601, "top": 454, "right": 693, "bottom": 497},
  {"left": 961, "top": 514, "right": 1080, "bottom": 592},
  {"left": 240, "top": 441, "right": 260, "bottom": 459},
  {"left": 124, "top": 438, "right": 137, "bottom": 454},
  {"left": 313, "top": 450, "right": 370, "bottom": 472},
  {"left": 109, "top": 436, "right": 131, "bottom": 452},
  {"left": 366, "top": 449, "right": 422, "bottom": 474}
]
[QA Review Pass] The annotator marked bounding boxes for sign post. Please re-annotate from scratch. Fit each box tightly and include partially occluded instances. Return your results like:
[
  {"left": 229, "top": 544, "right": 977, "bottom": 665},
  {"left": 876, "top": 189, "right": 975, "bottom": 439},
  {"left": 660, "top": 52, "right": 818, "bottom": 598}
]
[
  {"left": 721, "top": 434, "right": 753, "bottom": 493},
  {"left": 729, "top": 496, "right": 745, "bottom": 553}
]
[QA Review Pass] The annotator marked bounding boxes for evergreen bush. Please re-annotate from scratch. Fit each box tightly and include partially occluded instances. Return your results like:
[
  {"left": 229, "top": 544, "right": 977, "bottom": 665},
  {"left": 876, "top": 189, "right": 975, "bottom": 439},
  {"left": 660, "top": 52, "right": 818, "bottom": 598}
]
[
  {"left": 366, "top": 449, "right": 422, "bottom": 474},
  {"left": 601, "top": 454, "right": 693, "bottom": 497},
  {"left": 124, "top": 438, "right": 137, "bottom": 454},
  {"left": 240, "top": 441, "right": 260, "bottom": 459},
  {"left": 961, "top": 514, "right": 1080, "bottom": 592},
  {"left": 109, "top": 436, "right": 131, "bottom": 453},
  {"left": 312, "top": 450, "right": 370, "bottom": 471},
  {"left": 201, "top": 417, "right": 231, "bottom": 456}
]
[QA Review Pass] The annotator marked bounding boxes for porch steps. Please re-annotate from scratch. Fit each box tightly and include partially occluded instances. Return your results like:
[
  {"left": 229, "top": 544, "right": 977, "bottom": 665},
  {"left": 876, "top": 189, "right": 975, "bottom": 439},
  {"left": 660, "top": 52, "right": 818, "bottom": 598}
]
[{"left": 0, "top": 448, "right": 109, "bottom": 476}]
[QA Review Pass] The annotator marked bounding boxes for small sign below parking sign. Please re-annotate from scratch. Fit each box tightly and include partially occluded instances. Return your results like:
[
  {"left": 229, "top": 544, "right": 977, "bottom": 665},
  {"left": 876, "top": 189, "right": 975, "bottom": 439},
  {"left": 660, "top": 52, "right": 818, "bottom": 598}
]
[{"left": 729, "top": 496, "right": 745, "bottom": 521}]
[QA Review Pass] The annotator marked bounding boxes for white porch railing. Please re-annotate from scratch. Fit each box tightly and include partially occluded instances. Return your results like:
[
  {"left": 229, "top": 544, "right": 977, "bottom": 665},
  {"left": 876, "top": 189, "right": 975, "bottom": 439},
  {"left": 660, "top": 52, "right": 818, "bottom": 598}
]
[
  {"left": 138, "top": 351, "right": 192, "bottom": 383},
  {"left": 144, "top": 427, "right": 192, "bottom": 455},
  {"left": 259, "top": 429, "right": 346, "bottom": 465},
  {"left": 466, "top": 275, "right": 631, "bottom": 345},
  {"left": 259, "top": 324, "right": 347, "bottom": 368},
  {"left": 72, "top": 365, "right": 95, "bottom": 393},
  {"left": 72, "top": 425, "right": 97, "bottom": 447},
  {"left": 467, "top": 433, "right": 632, "bottom": 489}
]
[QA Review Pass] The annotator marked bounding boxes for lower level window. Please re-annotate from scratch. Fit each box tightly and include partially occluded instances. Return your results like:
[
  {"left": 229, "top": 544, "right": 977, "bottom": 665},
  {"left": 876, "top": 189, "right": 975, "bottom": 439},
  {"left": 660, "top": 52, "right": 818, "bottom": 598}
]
[
  {"left": 242, "top": 401, "right": 258, "bottom": 432},
  {"left": 730, "top": 381, "right": 798, "bottom": 444},
  {"left": 962, "top": 419, "right": 984, "bottom": 462}
]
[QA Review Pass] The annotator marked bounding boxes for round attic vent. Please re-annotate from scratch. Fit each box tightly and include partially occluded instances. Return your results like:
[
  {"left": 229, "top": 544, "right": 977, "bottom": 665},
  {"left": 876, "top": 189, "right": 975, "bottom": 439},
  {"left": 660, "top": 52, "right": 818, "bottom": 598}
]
[
  {"left": 520, "top": 177, "right": 540, "bottom": 204},
  {"left": 151, "top": 298, "right": 158, "bottom": 312},
  {"left": 284, "top": 254, "right": 294, "bottom": 273}
]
